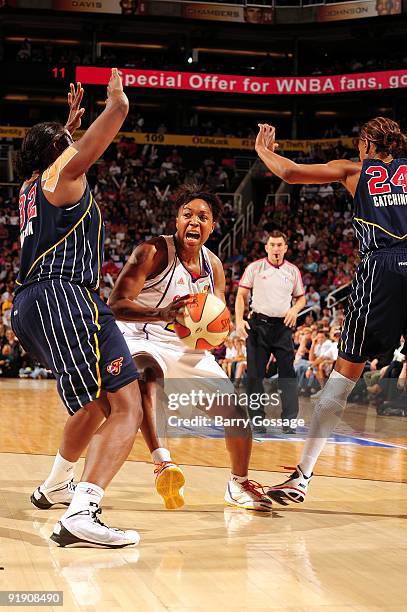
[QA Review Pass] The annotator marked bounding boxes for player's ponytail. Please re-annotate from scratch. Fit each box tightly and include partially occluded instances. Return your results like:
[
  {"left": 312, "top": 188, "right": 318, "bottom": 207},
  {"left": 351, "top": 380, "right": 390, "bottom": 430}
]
[
  {"left": 14, "top": 122, "right": 71, "bottom": 179},
  {"left": 360, "top": 117, "right": 407, "bottom": 159}
]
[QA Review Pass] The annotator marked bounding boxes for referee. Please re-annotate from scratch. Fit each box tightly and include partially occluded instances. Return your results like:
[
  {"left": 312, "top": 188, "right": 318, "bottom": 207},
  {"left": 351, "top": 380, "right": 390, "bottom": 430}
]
[{"left": 235, "top": 231, "right": 306, "bottom": 434}]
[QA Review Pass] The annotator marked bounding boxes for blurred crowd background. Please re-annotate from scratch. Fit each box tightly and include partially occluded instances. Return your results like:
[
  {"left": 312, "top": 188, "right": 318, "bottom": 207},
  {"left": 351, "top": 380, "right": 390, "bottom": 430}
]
[
  {"left": 1, "top": 3, "right": 406, "bottom": 415},
  {"left": 1, "top": 135, "right": 405, "bottom": 416}
]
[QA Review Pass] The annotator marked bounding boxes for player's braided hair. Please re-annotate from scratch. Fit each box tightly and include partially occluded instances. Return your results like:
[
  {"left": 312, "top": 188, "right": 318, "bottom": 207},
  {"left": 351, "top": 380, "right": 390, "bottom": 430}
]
[
  {"left": 174, "top": 184, "right": 223, "bottom": 221},
  {"left": 360, "top": 117, "right": 407, "bottom": 158},
  {"left": 14, "top": 122, "right": 71, "bottom": 179}
]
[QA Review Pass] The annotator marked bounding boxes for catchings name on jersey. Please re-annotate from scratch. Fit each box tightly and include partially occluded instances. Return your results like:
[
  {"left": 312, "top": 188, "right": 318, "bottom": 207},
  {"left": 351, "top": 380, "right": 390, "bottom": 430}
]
[
  {"left": 353, "top": 158, "right": 407, "bottom": 254},
  {"left": 117, "top": 235, "right": 215, "bottom": 344}
]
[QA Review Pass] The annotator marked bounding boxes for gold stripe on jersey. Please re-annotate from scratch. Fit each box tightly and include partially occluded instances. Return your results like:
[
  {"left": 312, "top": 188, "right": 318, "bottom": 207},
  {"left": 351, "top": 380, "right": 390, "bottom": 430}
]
[
  {"left": 85, "top": 287, "right": 102, "bottom": 399},
  {"left": 354, "top": 217, "right": 407, "bottom": 240},
  {"left": 93, "top": 200, "right": 103, "bottom": 290},
  {"left": 24, "top": 193, "right": 93, "bottom": 282}
]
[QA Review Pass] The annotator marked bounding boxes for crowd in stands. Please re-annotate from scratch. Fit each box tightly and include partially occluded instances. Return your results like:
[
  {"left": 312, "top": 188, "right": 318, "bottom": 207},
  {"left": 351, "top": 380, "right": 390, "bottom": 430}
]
[
  {"left": 10, "top": 38, "right": 407, "bottom": 79},
  {"left": 293, "top": 320, "right": 406, "bottom": 415},
  {"left": 305, "top": 53, "right": 407, "bottom": 77},
  {"left": 1, "top": 136, "right": 405, "bottom": 415},
  {"left": 86, "top": 139, "right": 240, "bottom": 299},
  {"left": 5, "top": 39, "right": 405, "bottom": 140},
  {"left": 217, "top": 310, "right": 407, "bottom": 416},
  {"left": 0, "top": 139, "right": 240, "bottom": 377},
  {"left": 87, "top": 107, "right": 366, "bottom": 141}
]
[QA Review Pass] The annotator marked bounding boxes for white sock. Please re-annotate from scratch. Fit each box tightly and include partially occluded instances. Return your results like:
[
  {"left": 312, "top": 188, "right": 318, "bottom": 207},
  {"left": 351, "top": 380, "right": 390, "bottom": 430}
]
[
  {"left": 43, "top": 451, "right": 75, "bottom": 489},
  {"left": 300, "top": 370, "right": 356, "bottom": 477},
  {"left": 151, "top": 447, "right": 172, "bottom": 464},
  {"left": 231, "top": 473, "right": 248, "bottom": 484},
  {"left": 63, "top": 481, "right": 104, "bottom": 519}
]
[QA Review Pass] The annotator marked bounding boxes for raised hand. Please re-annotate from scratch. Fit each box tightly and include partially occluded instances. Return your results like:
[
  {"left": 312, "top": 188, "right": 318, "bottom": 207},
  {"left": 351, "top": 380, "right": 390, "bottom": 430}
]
[
  {"left": 255, "top": 123, "right": 279, "bottom": 153},
  {"left": 107, "top": 67, "right": 124, "bottom": 97},
  {"left": 65, "top": 82, "right": 85, "bottom": 135}
]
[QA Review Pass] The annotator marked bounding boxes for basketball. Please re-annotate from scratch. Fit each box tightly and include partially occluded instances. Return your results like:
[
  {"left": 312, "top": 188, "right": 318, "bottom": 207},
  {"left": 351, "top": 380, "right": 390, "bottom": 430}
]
[{"left": 174, "top": 293, "right": 230, "bottom": 350}]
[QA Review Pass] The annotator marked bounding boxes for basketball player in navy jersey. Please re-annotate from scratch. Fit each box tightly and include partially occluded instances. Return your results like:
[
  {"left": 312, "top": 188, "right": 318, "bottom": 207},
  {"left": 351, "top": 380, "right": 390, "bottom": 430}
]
[
  {"left": 12, "top": 70, "right": 146, "bottom": 547},
  {"left": 254, "top": 118, "right": 407, "bottom": 504},
  {"left": 108, "top": 185, "right": 273, "bottom": 511}
]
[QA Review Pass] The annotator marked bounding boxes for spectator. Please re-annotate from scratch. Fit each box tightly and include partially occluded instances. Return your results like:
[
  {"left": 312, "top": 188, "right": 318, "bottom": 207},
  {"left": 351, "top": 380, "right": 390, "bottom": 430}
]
[
  {"left": 305, "top": 285, "right": 321, "bottom": 315},
  {"left": 0, "top": 329, "right": 22, "bottom": 377},
  {"left": 311, "top": 328, "right": 340, "bottom": 395},
  {"left": 234, "top": 339, "right": 247, "bottom": 387},
  {"left": 294, "top": 327, "right": 313, "bottom": 393},
  {"left": 303, "top": 330, "right": 332, "bottom": 393},
  {"left": 219, "top": 338, "right": 238, "bottom": 378}
]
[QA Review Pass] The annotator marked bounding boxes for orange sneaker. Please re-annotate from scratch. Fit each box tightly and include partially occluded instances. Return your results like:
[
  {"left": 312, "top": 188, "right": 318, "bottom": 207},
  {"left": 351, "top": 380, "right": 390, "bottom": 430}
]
[{"left": 154, "top": 462, "right": 185, "bottom": 510}]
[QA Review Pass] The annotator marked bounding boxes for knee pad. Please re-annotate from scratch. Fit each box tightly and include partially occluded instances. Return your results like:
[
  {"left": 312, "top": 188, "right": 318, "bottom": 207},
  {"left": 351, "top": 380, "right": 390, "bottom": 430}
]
[{"left": 314, "top": 370, "right": 356, "bottom": 420}]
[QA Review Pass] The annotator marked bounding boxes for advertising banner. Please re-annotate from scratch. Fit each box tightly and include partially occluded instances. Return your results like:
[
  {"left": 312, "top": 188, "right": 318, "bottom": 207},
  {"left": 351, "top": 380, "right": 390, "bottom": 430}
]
[
  {"left": 0, "top": 126, "right": 28, "bottom": 138},
  {"left": 76, "top": 66, "right": 407, "bottom": 96},
  {"left": 3, "top": 0, "right": 400, "bottom": 21},
  {"left": 181, "top": 3, "right": 273, "bottom": 24},
  {"left": 317, "top": 0, "right": 401, "bottom": 22},
  {"left": 52, "top": 0, "right": 146, "bottom": 14},
  {"left": 4, "top": 0, "right": 144, "bottom": 14},
  {"left": 0, "top": 127, "right": 356, "bottom": 153},
  {"left": 3, "top": 0, "right": 274, "bottom": 22}
]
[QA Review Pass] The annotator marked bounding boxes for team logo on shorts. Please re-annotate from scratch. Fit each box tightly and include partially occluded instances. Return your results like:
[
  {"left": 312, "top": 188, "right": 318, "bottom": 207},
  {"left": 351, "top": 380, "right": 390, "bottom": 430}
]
[{"left": 107, "top": 357, "right": 124, "bottom": 376}]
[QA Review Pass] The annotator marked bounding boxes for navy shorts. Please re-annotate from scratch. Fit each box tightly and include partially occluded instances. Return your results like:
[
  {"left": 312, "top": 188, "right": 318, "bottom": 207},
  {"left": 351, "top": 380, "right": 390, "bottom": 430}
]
[
  {"left": 12, "top": 280, "right": 139, "bottom": 414},
  {"left": 339, "top": 249, "right": 407, "bottom": 363}
]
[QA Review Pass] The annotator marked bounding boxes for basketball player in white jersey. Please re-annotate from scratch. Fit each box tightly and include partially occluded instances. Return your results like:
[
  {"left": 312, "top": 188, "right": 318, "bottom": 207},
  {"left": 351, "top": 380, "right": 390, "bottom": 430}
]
[{"left": 108, "top": 185, "right": 273, "bottom": 511}]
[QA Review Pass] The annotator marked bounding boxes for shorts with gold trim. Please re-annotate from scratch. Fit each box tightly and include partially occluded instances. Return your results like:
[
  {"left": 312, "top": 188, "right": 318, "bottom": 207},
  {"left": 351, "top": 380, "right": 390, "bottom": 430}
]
[{"left": 12, "top": 280, "right": 138, "bottom": 414}]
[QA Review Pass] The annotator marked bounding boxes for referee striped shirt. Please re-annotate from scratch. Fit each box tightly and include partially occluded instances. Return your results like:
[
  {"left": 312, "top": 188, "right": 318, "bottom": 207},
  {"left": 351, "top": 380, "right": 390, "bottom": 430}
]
[{"left": 239, "top": 258, "right": 304, "bottom": 318}]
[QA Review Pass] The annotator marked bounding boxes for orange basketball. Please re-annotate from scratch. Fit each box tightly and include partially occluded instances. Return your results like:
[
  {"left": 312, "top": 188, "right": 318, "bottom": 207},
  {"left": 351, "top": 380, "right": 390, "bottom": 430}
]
[{"left": 174, "top": 293, "right": 230, "bottom": 350}]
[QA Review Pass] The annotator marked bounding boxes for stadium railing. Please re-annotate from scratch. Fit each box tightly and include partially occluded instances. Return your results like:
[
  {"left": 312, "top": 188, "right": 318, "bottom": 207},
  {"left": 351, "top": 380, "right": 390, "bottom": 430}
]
[{"left": 326, "top": 282, "right": 351, "bottom": 310}]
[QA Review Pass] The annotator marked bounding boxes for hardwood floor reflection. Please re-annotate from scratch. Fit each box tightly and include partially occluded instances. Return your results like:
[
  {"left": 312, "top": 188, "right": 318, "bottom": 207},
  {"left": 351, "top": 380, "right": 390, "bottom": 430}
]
[{"left": 1, "top": 379, "right": 405, "bottom": 482}]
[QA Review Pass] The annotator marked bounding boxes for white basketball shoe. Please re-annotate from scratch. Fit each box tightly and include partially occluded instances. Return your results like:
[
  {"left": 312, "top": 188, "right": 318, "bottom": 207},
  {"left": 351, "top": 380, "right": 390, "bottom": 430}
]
[
  {"left": 224, "top": 478, "right": 273, "bottom": 511},
  {"left": 51, "top": 502, "right": 140, "bottom": 548},
  {"left": 266, "top": 465, "right": 312, "bottom": 506},
  {"left": 31, "top": 478, "right": 75, "bottom": 509}
]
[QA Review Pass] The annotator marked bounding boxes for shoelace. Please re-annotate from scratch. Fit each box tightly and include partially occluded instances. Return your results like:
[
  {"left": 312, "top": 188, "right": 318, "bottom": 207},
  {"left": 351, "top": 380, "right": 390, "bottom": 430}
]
[
  {"left": 279, "top": 465, "right": 312, "bottom": 479},
  {"left": 279, "top": 466, "right": 299, "bottom": 481},
  {"left": 89, "top": 506, "right": 123, "bottom": 533},
  {"left": 241, "top": 479, "right": 270, "bottom": 499},
  {"left": 153, "top": 461, "right": 177, "bottom": 475},
  {"left": 90, "top": 506, "right": 107, "bottom": 527}
]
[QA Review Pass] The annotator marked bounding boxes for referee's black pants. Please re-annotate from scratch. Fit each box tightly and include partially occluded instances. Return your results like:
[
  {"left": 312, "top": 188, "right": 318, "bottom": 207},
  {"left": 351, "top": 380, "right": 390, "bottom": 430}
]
[{"left": 246, "top": 314, "right": 299, "bottom": 422}]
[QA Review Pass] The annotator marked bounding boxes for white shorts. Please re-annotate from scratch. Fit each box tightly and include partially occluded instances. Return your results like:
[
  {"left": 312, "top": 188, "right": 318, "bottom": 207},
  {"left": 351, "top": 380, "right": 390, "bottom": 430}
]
[{"left": 123, "top": 335, "right": 235, "bottom": 397}]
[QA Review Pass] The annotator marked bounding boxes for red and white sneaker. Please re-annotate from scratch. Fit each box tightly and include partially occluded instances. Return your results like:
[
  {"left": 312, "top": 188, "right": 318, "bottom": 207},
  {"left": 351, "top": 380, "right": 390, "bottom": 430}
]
[
  {"left": 154, "top": 462, "right": 185, "bottom": 510},
  {"left": 266, "top": 465, "right": 312, "bottom": 506},
  {"left": 224, "top": 479, "right": 272, "bottom": 512}
]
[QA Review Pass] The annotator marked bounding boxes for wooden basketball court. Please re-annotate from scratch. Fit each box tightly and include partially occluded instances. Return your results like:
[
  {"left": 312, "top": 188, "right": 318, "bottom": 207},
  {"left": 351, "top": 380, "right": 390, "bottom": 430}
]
[{"left": 1, "top": 379, "right": 406, "bottom": 611}]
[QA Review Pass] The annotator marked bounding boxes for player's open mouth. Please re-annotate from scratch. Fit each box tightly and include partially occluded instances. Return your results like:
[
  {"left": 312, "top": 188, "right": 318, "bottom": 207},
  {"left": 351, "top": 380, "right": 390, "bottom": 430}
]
[{"left": 185, "top": 231, "right": 200, "bottom": 241}]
